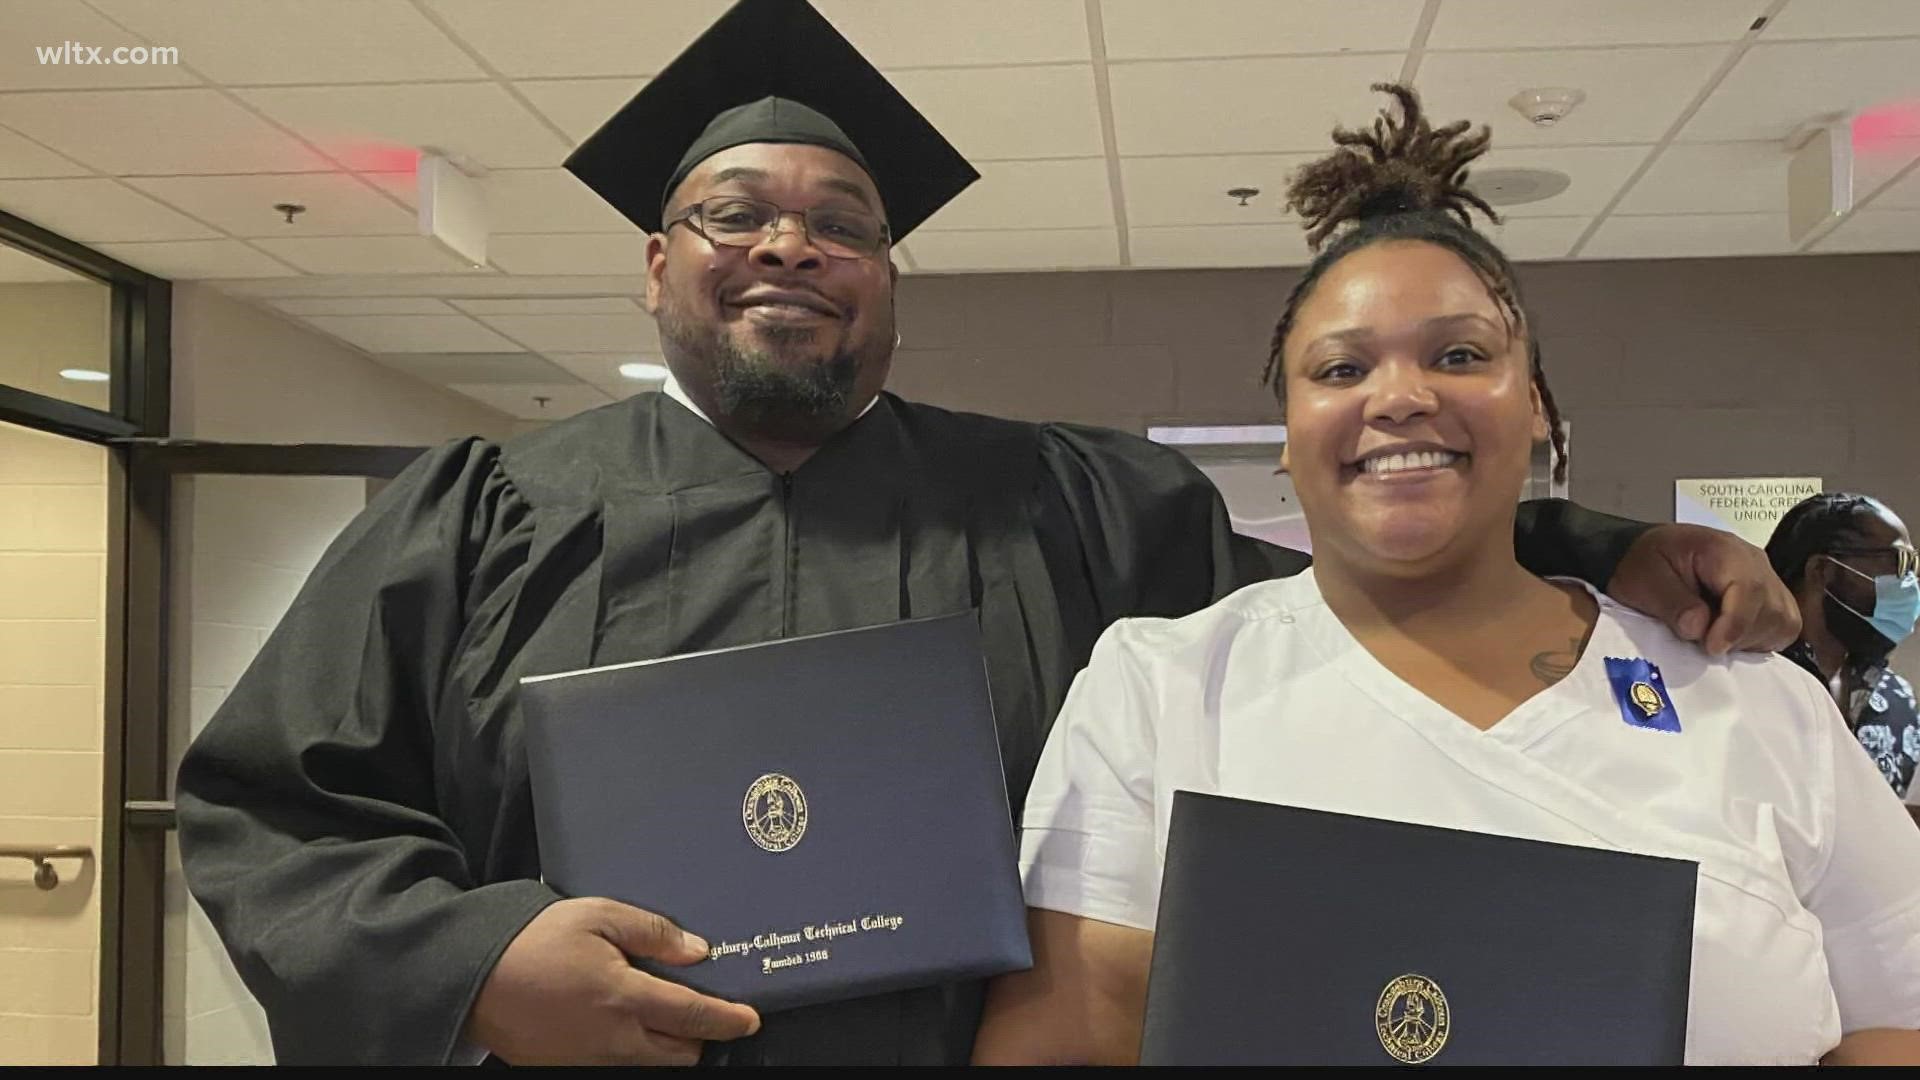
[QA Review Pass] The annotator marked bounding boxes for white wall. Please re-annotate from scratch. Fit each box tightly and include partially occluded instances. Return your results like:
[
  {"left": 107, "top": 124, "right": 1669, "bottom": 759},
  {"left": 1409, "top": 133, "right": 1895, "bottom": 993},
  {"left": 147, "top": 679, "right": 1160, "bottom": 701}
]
[{"left": 170, "top": 283, "right": 514, "bottom": 445}]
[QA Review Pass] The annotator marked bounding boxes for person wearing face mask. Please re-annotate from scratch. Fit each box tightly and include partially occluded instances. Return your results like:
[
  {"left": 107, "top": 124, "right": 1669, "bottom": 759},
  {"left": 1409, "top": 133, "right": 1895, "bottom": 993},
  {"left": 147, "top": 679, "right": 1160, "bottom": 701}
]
[
  {"left": 1767, "top": 493, "right": 1920, "bottom": 817},
  {"left": 971, "top": 84, "right": 1920, "bottom": 1066}
]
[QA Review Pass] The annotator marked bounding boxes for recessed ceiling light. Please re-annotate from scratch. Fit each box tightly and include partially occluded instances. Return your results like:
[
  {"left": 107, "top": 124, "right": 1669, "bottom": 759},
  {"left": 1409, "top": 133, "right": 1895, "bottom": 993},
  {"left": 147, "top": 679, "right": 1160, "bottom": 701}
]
[
  {"left": 59, "top": 368, "right": 109, "bottom": 382},
  {"left": 619, "top": 362, "right": 670, "bottom": 381},
  {"left": 1468, "top": 168, "right": 1572, "bottom": 207}
]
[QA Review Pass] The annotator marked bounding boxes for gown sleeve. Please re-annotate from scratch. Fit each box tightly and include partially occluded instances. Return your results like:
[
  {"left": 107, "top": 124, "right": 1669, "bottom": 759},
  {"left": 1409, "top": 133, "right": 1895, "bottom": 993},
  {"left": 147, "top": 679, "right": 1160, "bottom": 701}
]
[
  {"left": 1513, "top": 497, "right": 1654, "bottom": 589},
  {"left": 173, "top": 438, "right": 560, "bottom": 1065},
  {"left": 1033, "top": 424, "right": 1309, "bottom": 626}
]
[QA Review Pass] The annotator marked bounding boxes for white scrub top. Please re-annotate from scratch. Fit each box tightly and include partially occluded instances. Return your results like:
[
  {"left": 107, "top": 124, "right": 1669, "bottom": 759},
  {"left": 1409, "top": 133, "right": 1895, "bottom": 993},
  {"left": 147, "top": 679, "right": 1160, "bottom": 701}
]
[{"left": 1020, "top": 571, "right": 1920, "bottom": 1065}]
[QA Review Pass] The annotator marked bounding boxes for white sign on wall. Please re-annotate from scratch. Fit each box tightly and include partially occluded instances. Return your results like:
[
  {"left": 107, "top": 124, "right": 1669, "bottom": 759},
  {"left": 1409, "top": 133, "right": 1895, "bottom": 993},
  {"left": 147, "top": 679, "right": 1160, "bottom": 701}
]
[{"left": 1674, "top": 477, "right": 1822, "bottom": 549}]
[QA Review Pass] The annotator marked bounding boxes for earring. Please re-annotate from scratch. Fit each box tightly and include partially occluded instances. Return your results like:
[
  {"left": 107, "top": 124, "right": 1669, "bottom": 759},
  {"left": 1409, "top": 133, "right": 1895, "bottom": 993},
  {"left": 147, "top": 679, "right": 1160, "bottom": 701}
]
[{"left": 893, "top": 331, "right": 903, "bottom": 350}]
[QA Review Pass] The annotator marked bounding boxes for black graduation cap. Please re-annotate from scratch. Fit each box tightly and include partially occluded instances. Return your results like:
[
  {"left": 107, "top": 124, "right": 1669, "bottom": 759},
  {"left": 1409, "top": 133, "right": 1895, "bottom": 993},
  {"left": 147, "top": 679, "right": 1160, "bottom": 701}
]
[{"left": 562, "top": 0, "right": 978, "bottom": 241}]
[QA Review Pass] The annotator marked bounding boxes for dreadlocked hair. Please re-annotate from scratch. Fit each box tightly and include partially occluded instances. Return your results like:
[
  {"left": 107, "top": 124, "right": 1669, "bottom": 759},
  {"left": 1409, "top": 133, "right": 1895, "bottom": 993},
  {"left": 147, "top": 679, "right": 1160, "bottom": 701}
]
[
  {"left": 1260, "top": 82, "right": 1568, "bottom": 483},
  {"left": 1764, "top": 492, "right": 1887, "bottom": 590}
]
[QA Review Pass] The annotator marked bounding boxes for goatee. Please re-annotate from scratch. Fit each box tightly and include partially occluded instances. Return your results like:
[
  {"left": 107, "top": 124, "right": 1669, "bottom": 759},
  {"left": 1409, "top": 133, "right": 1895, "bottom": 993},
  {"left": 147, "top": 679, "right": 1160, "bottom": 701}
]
[{"left": 658, "top": 305, "right": 865, "bottom": 442}]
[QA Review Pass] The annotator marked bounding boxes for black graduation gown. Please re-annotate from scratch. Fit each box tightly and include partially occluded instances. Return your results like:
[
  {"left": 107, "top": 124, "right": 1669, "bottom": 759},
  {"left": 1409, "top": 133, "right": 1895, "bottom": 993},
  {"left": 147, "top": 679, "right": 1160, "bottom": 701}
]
[{"left": 173, "top": 391, "right": 1647, "bottom": 1066}]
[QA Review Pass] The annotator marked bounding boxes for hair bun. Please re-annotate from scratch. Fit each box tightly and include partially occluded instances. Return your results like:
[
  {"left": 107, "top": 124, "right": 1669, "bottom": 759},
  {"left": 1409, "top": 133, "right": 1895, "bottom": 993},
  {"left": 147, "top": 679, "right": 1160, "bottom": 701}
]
[{"left": 1286, "top": 82, "right": 1498, "bottom": 250}]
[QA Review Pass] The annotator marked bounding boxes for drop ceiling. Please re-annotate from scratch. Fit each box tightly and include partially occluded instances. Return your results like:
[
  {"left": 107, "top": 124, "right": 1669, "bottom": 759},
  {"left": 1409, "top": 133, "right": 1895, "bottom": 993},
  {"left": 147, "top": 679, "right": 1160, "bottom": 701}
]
[{"left": 0, "top": 0, "right": 1915, "bottom": 420}]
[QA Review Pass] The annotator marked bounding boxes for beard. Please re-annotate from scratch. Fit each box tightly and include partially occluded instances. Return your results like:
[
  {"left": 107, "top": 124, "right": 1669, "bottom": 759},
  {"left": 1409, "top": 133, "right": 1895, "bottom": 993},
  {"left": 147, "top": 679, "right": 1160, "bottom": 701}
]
[{"left": 657, "top": 285, "right": 883, "bottom": 443}]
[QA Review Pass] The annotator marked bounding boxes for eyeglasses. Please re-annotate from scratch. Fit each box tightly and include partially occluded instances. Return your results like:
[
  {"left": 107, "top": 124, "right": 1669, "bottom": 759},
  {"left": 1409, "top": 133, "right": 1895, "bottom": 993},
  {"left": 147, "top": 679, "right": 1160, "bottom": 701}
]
[
  {"left": 666, "top": 196, "right": 890, "bottom": 259},
  {"left": 1829, "top": 545, "right": 1919, "bottom": 578}
]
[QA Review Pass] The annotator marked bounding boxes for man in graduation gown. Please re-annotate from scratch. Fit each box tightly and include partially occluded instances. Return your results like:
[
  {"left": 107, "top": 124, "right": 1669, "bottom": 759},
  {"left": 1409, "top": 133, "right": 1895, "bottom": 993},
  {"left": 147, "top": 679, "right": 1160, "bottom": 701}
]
[{"left": 174, "top": 0, "right": 1799, "bottom": 1066}]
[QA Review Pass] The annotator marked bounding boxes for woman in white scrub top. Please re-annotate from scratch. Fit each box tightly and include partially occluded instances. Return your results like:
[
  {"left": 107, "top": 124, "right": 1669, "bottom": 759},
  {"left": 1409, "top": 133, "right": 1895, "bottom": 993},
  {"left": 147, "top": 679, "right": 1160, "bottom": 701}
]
[{"left": 970, "top": 84, "right": 1920, "bottom": 1067}]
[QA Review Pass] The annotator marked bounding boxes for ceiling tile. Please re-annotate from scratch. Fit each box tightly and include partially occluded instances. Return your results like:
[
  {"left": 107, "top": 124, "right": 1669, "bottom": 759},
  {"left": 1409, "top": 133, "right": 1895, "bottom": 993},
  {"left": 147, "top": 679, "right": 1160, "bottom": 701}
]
[
  {"left": 484, "top": 167, "right": 632, "bottom": 231},
  {"left": 0, "top": 1, "right": 198, "bottom": 90},
  {"left": 272, "top": 297, "right": 455, "bottom": 315},
  {"left": 1121, "top": 148, "right": 1629, "bottom": 230},
  {"left": 473, "top": 312, "right": 661, "bottom": 353},
  {"left": 92, "top": 239, "right": 299, "bottom": 279},
  {"left": 918, "top": 158, "right": 1113, "bottom": 231},
  {"left": 1614, "top": 141, "right": 1791, "bottom": 214},
  {"left": 0, "top": 243, "right": 91, "bottom": 283},
  {"left": 1814, "top": 209, "right": 1920, "bottom": 253},
  {"left": 1121, "top": 153, "right": 1319, "bottom": 226},
  {"left": 1482, "top": 215, "right": 1589, "bottom": 261},
  {"left": 206, "top": 272, "right": 643, "bottom": 298},
  {"left": 1476, "top": 145, "right": 1652, "bottom": 216},
  {"left": 0, "top": 178, "right": 219, "bottom": 241},
  {"left": 816, "top": 0, "right": 1091, "bottom": 66},
  {"left": 1108, "top": 55, "right": 1406, "bottom": 155},
  {"left": 488, "top": 233, "right": 649, "bottom": 276},
  {"left": 514, "top": 78, "right": 644, "bottom": 144},
  {"left": 90, "top": 0, "right": 486, "bottom": 84},
  {"left": 368, "top": 167, "right": 629, "bottom": 233},
  {"left": 906, "top": 228, "right": 1119, "bottom": 271},
  {"left": 1100, "top": 0, "right": 1424, "bottom": 60},
  {"left": 0, "top": 127, "right": 90, "bottom": 179},
  {"left": 0, "top": 88, "right": 332, "bottom": 174},
  {"left": 433, "top": 1, "right": 1089, "bottom": 77},
  {"left": 301, "top": 314, "right": 523, "bottom": 353},
  {"left": 1869, "top": 157, "right": 1920, "bottom": 209},
  {"left": 369, "top": 352, "right": 572, "bottom": 386},
  {"left": 239, "top": 83, "right": 571, "bottom": 171},
  {"left": 1414, "top": 46, "right": 1726, "bottom": 149},
  {"left": 1764, "top": 0, "right": 1920, "bottom": 40},
  {"left": 451, "top": 297, "right": 639, "bottom": 316},
  {"left": 1579, "top": 213, "right": 1795, "bottom": 259},
  {"left": 1427, "top": 0, "right": 1768, "bottom": 49},
  {"left": 1856, "top": 139, "right": 1920, "bottom": 201},
  {"left": 251, "top": 235, "right": 484, "bottom": 274},
  {"left": 1130, "top": 223, "right": 1314, "bottom": 268},
  {"left": 886, "top": 66, "right": 1103, "bottom": 160},
  {"left": 445, "top": 381, "right": 614, "bottom": 420},
  {"left": 1681, "top": 39, "right": 1920, "bottom": 142},
  {"left": 126, "top": 172, "right": 412, "bottom": 237},
  {"left": 419, "top": 0, "right": 729, "bottom": 78}
]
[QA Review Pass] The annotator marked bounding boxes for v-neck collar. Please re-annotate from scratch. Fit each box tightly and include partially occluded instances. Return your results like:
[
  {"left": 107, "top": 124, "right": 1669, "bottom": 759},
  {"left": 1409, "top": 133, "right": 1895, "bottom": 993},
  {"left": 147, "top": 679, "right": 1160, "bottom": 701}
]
[
  {"left": 1294, "top": 569, "right": 1613, "bottom": 752},
  {"left": 607, "top": 389, "right": 904, "bottom": 494}
]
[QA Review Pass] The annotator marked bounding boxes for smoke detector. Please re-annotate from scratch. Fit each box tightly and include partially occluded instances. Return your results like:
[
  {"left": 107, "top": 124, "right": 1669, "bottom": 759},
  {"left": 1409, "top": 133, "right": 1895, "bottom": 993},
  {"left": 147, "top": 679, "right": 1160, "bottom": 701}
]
[
  {"left": 1467, "top": 167, "right": 1572, "bottom": 207},
  {"left": 1508, "top": 87, "right": 1586, "bottom": 128}
]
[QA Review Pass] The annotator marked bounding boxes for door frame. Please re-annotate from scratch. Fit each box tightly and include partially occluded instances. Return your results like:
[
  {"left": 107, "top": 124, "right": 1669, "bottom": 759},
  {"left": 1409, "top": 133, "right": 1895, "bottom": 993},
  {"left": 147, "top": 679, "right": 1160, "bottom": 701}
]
[{"left": 105, "top": 441, "right": 426, "bottom": 1065}]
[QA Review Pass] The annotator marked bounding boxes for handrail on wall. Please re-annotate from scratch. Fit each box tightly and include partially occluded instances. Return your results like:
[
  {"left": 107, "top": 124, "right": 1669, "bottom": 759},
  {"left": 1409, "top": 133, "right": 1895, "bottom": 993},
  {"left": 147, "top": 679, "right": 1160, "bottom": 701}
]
[{"left": 0, "top": 843, "right": 93, "bottom": 890}]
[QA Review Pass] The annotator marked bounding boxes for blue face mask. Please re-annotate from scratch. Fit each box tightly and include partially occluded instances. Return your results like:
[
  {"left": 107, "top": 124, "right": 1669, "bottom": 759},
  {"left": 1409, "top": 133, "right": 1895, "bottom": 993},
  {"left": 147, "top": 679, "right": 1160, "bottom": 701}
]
[{"left": 1826, "top": 557, "right": 1920, "bottom": 648}]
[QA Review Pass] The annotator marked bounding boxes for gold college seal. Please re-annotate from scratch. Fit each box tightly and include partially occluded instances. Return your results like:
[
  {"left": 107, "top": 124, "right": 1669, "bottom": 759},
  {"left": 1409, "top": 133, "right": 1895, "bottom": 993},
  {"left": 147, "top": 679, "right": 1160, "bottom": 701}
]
[
  {"left": 743, "top": 773, "right": 808, "bottom": 853},
  {"left": 1630, "top": 681, "right": 1664, "bottom": 718},
  {"left": 1376, "top": 974, "right": 1451, "bottom": 1064}
]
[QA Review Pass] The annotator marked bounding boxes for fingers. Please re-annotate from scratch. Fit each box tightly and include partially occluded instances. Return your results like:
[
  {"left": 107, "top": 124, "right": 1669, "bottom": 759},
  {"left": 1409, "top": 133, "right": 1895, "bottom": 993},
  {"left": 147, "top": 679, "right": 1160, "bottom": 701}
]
[
  {"left": 601, "top": 1027, "right": 705, "bottom": 1067},
  {"left": 1701, "top": 581, "right": 1757, "bottom": 656},
  {"left": 1705, "top": 578, "right": 1800, "bottom": 654},
  {"left": 627, "top": 972, "right": 762, "bottom": 1042},
  {"left": 1672, "top": 602, "right": 1710, "bottom": 644},
  {"left": 591, "top": 899, "right": 710, "bottom": 964}
]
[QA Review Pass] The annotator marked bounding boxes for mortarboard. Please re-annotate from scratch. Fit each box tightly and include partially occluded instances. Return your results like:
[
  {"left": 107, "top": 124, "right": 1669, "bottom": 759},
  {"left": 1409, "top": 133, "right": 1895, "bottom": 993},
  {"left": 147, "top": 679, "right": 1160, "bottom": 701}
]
[{"left": 562, "top": 0, "right": 979, "bottom": 242}]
